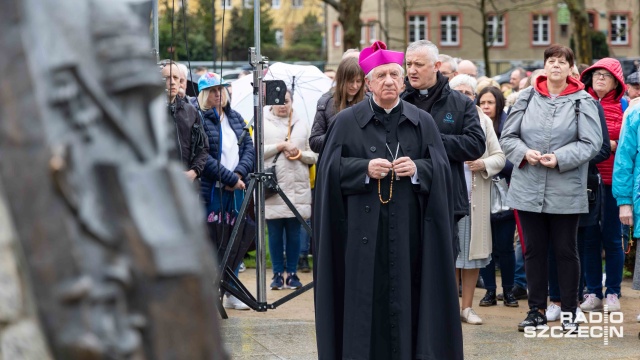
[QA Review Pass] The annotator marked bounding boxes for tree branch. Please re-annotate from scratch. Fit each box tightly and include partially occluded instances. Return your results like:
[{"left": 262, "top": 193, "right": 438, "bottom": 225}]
[{"left": 320, "top": 0, "right": 340, "bottom": 12}]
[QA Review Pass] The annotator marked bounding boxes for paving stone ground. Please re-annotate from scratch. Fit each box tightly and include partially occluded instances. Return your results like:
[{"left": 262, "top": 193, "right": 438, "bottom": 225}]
[{"left": 222, "top": 270, "right": 640, "bottom": 359}]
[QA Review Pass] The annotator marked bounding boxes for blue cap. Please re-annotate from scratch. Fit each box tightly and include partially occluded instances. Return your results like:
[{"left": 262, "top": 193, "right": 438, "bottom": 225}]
[{"left": 198, "top": 72, "right": 229, "bottom": 92}]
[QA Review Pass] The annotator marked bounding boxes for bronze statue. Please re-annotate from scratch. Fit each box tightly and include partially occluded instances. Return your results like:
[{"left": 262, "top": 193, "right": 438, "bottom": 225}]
[{"left": 0, "top": 0, "right": 228, "bottom": 358}]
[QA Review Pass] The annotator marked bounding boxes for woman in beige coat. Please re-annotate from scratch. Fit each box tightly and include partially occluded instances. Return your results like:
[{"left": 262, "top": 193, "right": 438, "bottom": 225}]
[
  {"left": 450, "top": 75, "right": 506, "bottom": 325},
  {"left": 263, "top": 90, "right": 317, "bottom": 290}
]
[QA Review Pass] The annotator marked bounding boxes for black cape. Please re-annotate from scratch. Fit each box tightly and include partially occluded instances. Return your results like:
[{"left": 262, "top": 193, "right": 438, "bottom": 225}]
[{"left": 313, "top": 99, "right": 464, "bottom": 360}]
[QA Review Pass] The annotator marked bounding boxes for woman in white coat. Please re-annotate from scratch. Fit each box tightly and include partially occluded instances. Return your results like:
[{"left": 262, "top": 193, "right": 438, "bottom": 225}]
[
  {"left": 449, "top": 75, "right": 506, "bottom": 325},
  {"left": 263, "top": 90, "right": 317, "bottom": 290}
]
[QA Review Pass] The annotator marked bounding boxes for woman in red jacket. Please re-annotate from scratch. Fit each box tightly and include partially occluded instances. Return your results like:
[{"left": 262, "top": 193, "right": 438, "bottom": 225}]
[{"left": 579, "top": 58, "right": 627, "bottom": 313}]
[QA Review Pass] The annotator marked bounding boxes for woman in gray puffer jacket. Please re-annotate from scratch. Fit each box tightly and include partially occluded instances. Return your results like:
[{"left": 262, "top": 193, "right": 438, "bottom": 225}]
[
  {"left": 309, "top": 57, "right": 365, "bottom": 153},
  {"left": 500, "top": 45, "right": 602, "bottom": 331}
]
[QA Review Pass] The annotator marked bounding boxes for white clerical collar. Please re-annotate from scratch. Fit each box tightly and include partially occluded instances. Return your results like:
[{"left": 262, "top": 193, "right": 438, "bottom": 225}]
[
  {"left": 419, "top": 89, "right": 429, "bottom": 95},
  {"left": 372, "top": 97, "right": 401, "bottom": 114}
]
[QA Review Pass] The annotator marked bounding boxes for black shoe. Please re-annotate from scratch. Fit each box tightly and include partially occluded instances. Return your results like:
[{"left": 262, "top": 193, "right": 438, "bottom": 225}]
[
  {"left": 562, "top": 319, "right": 579, "bottom": 333},
  {"left": 502, "top": 290, "right": 519, "bottom": 307},
  {"left": 298, "top": 256, "right": 311, "bottom": 273},
  {"left": 518, "top": 308, "right": 548, "bottom": 332},
  {"left": 476, "top": 276, "right": 485, "bottom": 289},
  {"left": 511, "top": 285, "right": 528, "bottom": 300},
  {"left": 479, "top": 291, "right": 497, "bottom": 306},
  {"left": 497, "top": 293, "right": 504, "bottom": 301}
]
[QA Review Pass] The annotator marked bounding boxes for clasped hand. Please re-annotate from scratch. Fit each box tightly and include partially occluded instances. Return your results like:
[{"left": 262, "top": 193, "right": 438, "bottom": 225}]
[
  {"left": 526, "top": 149, "right": 557, "bottom": 168},
  {"left": 368, "top": 157, "right": 416, "bottom": 179},
  {"left": 278, "top": 141, "right": 300, "bottom": 159}
]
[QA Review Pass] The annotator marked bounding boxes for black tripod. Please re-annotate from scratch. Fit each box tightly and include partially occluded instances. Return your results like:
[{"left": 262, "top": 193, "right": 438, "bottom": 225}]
[{"left": 214, "top": 46, "right": 313, "bottom": 319}]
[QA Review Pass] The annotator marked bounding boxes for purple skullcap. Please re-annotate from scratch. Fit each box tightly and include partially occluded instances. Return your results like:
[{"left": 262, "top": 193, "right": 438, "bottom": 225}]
[{"left": 358, "top": 41, "right": 405, "bottom": 75}]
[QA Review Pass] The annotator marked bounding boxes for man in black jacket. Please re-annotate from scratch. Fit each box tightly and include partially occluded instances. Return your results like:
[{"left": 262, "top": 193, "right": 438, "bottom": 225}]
[
  {"left": 161, "top": 61, "right": 209, "bottom": 181},
  {"left": 401, "top": 40, "right": 485, "bottom": 258}
]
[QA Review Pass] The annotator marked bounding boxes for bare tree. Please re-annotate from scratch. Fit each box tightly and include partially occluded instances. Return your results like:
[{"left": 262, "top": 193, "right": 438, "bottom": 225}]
[
  {"left": 563, "top": 0, "right": 591, "bottom": 65},
  {"left": 429, "top": 0, "right": 547, "bottom": 76},
  {"left": 321, "top": 0, "right": 364, "bottom": 51}
]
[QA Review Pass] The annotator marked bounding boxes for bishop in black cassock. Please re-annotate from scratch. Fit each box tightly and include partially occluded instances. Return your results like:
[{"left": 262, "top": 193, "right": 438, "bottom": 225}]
[{"left": 313, "top": 41, "right": 464, "bottom": 360}]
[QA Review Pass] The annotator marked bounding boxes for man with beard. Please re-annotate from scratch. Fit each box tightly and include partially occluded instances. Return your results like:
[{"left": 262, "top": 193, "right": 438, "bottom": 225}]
[{"left": 314, "top": 40, "right": 463, "bottom": 360}]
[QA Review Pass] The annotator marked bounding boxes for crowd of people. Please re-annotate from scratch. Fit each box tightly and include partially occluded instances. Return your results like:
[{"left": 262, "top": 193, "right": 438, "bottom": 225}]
[{"left": 160, "top": 39, "right": 640, "bottom": 359}]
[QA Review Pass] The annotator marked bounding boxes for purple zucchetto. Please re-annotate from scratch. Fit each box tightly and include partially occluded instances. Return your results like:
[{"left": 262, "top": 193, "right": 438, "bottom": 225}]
[{"left": 358, "top": 41, "right": 405, "bottom": 75}]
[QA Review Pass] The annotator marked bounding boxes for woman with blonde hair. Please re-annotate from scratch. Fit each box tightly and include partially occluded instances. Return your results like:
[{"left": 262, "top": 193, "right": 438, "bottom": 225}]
[
  {"left": 310, "top": 56, "right": 366, "bottom": 153},
  {"left": 191, "top": 72, "right": 255, "bottom": 310}
]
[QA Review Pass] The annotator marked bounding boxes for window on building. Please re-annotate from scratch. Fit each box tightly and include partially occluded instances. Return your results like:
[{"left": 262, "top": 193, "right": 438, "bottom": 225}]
[
  {"left": 221, "top": 0, "right": 232, "bottom": 9},
  {"left": 272, "top": 0, "right": 281, "bottom": 9},
  {"left": 440, "top": 15, "right": 459, "bottom": 46},
  {"left": 486, "top": 15, "right": 504, "bottom": 46},
  {"left": 408, "top": 15, "right": 427, "bottom": 43},
  {"left": 244, "top": 0, "right": 253, "bottom": 8},
  {"left": 275, "top": 29, "right": 284, "bottom": 48},
  {"left": 369, "top": 22, "right": 377, "bottom": 43},
  {"left": 532, "top": 14, "right": 550, "bottom": 45},
  {"left": 610, "top": 14, "right": 629, "bottom": 45},
  {"left": 588, "top": 12, "right": 596, "bottom": 29},
  {"left": 360, "top": 26, "right": 366, "bottom": 45},
  {"left": 333, "top": 24, "right": 342, "bottom": 47},
  {"left": 292, "top": 0, "right": 303, "bottom": 8}
]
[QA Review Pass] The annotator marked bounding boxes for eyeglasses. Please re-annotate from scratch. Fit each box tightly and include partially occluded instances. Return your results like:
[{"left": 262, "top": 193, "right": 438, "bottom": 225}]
[
  {"left": 456, "top": 89, "right": 475, "bottom": 98},
  {"left": 593, "top": 71, "right": 614, "bottom": 80}
]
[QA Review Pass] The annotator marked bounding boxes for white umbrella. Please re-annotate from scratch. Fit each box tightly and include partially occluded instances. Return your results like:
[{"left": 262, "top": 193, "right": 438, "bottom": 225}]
[{"left": 230, "top": 62, "right": 333, "bottom": 126}]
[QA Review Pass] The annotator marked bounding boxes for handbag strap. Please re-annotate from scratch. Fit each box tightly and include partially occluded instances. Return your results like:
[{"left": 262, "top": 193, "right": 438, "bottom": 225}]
[{"left": 271, "top": 123, "right": 296, "bottom": 164}]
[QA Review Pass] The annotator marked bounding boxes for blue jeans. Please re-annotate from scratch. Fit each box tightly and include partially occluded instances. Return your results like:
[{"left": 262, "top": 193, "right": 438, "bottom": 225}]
[
  {"left": 514, "top": 233, "right": 527, "bottom": 289},
  {"left": 480, "top": 218, "right": 516, "bottom": 291},
  {"left": 300, "top": 218, "right": 311, "bottom": 256},
  {"left": 267, "top": 217, "right": 301, "bottom": 274},
  {"left": 583, "top": 185, "right": 624, "bottom": 299},
  {"left": 548, "top": 227, "right": 587, "bottom": 302}
]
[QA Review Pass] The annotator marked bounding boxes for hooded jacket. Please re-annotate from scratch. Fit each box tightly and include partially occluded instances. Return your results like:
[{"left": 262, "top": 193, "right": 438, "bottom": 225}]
[
  {"left": 500, "top": 76, "right": 602, "bottom": 214},
  {"left": 581, "top": 58, "right": 627, "bottom": 184},
  {"left": 613, "top": 104, "right": 640, "bottom": 238},
  {"left": 190, "top": 98, "right": 255, "bottom": 206},
  {"left": 263, "top": 108, "right": 317, "bottom": 220}
]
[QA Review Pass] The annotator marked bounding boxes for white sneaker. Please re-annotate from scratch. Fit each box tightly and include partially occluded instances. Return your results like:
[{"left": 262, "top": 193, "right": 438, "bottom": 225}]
[
  {"left": 223, "top": 295, "right": 250, "bottom": 310},
  {"left": 604, "top": 294, "right": 621, "bottom": 312},
  {"left": 546, "top": 303, "right": 561, "bottom": 321},
  {"left": 636, "top": 313, "right": 640, "bottom": 322},
  {"left": 576, "top": 307, "right": 585, "bottom": 323},
  {"left": 460, "top": 307, "right": 482, "bottom": 325},
  {"left": 238, "top": 261, "right": 246, "bottom": 273},
  {"left": 580, "top": 294, "right": 603, "bottom": 312}
]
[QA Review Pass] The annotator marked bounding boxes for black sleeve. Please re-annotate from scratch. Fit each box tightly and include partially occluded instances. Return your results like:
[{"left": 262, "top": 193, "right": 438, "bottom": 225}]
[
  {"left": 309, "top": 109, "right": 329, "bottom": 153},
  {"left": 190, "top": 108, "right": 209, "bottom": 175},
  {"left": 589, "top": 101, "right": 611, "bottom": 165},
  {"left": 440, "top": 98, "right": 486, "bottom": 162}
]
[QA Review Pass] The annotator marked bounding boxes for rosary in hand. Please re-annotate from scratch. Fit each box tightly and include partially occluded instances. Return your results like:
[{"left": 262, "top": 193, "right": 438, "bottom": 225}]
[{"left": 378, "top": 143, "right": 400, "bottom": 204}]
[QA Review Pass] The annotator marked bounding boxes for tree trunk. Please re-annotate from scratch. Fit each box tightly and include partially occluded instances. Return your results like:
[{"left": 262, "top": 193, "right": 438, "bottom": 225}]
[
  {"left": 565, "top": 0, "right": 592, "bottom": 65},
  {"left": 480, "top": 0, "right": 491, "bottom": 77},
  {"left": 322, "top": 0, "right": 363, "bottom": 51},
  {"left": 338, "top": 0, "right": 363, "bottom": 51}
]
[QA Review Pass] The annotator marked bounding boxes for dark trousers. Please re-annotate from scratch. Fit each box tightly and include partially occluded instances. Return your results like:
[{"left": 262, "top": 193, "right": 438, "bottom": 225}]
[
  {"left": 548, "top": 227, "right": 587, "bottom": 302},
  {"left": 519, "top": 211, "right": 580, "bottom": 313},
  {"left": 480, "top": 218, "right": 516, "bottom": 291}
]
